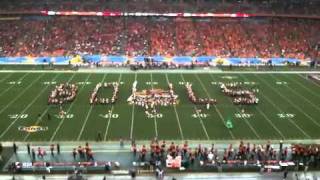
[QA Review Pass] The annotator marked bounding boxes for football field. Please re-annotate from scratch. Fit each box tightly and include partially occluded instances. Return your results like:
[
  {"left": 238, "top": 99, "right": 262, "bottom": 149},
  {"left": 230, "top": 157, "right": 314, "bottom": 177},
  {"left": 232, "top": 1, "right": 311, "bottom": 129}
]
[{"left": 0, "top": 72, "right": 319, "bottom": 142}]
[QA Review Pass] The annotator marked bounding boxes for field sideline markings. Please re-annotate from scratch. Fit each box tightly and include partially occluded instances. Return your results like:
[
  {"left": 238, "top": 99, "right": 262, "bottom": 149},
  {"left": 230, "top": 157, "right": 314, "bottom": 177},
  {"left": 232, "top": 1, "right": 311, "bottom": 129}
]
[
  {"left": 298, "top": 74, "right": 320, "bottom": 89},
  {"left": 23, "top": 73, "right": 76, "bottom": 141},
  {"left": 0, "top": 73, "right": 47, "bottom": 139},
  {"left": 254, "top": 74, "right": 311, "bottom": 138},
  {"left": 283, "top": 74, "right": 320, "bottom": 107},
  {"left": 180, "top": 74, "right": 210, "bottom": 140},
  {"left": 49, "top": 74, "right": 92, "bottom": 142},
  {"left": 292, "top": 74, "right": 320, "bottom": 99},
  {"left": 0, "top": 73, "right": 36, "bottom": 116},
  {"left": 196, "top": 74, "right": 239, "bottom": 139},
  {"left": 269, "top": 74, "right": 320, "bottom": 128},
  {"left": 239, "top": 74, "right": 286, "bottom": 139},
  {"left": 150, "top": 73, "right": 158, "bottom": 138},
  {"left": 76, "top": 74, "right": 108, "bottom": 141},
  {"left": 0, "top": 73, "right": 13, "bottom": 83},
  {"left": 130, "top": 73, "right": 137, "bottom": 139},
  {"left": 206, "top": 74, "right": 239, "bottom": 139},
  {"left": 165, "top": 73, "right": 184, "bottom": 140},
  {"left": 104, "top": 74, "right": 122, "bottom": 141},
  {"left": 204, "top": 74, "right": 261, "bottom": 139},
  {"left": 0, "top": 73, "right": 29, "bottom": 97}
]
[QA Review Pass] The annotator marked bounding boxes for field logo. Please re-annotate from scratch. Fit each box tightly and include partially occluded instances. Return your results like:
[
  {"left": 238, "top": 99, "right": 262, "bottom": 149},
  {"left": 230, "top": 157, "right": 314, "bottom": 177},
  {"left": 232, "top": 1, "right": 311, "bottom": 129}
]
[{"left": 18, "top": 126, "right": 48, "bottom": 133}]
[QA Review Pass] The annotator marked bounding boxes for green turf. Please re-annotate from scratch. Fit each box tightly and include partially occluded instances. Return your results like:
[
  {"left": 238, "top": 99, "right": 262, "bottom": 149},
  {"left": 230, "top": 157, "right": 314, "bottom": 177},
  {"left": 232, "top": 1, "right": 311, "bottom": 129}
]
[{"left": 0, "top": 72, "right": 319, "bottom": 142}]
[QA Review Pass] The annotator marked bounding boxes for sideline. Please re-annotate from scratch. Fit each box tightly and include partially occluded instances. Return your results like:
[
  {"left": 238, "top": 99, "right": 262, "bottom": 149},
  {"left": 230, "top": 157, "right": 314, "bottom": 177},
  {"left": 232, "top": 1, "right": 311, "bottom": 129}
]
[{"left": 0, "top": 69, "right": 320, "bottom": 74}]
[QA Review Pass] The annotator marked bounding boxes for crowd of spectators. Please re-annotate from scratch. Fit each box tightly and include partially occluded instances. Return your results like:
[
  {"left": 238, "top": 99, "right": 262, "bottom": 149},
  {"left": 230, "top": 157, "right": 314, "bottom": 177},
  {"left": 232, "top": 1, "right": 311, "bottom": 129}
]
[
  {"left": 132, "top": 140, "right": 320, "bottom": 170},
  {"left": 1, "top": 0, "right": 320, "bottom": 15},
  {"left": 0, "top": 17, "right": 319, "bottom": 60}
]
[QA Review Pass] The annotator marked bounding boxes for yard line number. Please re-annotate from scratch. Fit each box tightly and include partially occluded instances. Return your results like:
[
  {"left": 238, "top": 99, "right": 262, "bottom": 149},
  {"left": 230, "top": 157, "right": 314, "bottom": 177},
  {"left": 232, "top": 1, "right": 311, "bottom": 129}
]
[
  {"left": 77, "top": 81, "right": 92, "bottom": 85},
  {"left": 147, "top": 113, "right": 163, "bottom": 118},
  {"left": 145, "top": 81, "right": 158, "bottom": 85},
  {"left": 7, "top": 81, "right": 21, "bottom": 85},
  {"left": 43, "top": 81, "right": 57, "bottom": 85},
  {"left": 234, "top": 113, "right": 253, "bottom": 119},
  {"left": 276, "top": 81, "right": 288, "bottom": 85},
  {"left": 99, "top": 113, "right": 119, "bottom": 119},
  {"left": 54, "top": 113, "right": 74, "bottom": 119},
  {"left": 277, "top": 113, "right": 295, "bottom": 119},
  {"left": 178, "top": 81, "right": 190, "bottom": 85},
  {"left": 192, "top": 113, "right": 209, "bottom": 118},
  {"left": 211, "top": 81, "right": 257, "bottom": 85},
  {"left": 8, "top": 114, "right": 28, "bottom": 119}
]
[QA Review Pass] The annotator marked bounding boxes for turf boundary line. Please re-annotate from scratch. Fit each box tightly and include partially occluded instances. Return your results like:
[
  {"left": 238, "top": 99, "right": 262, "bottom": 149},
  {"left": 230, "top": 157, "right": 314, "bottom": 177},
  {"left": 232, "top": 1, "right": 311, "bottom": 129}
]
[
  {"left": 0, "top": 73, "right": 13, "bottom": 83},
  {"left": 0, "top": 69, "right": 320, "bottom": 74},
  {"left": 239, "top": 74, "right": 286, "bottom": 139},
  {"left": 205, "top": 74, "right": 261, "bottom": 139},
  {"left": 0, "top": 73, "right": 46, "bottom": 139},
  {"left": 150, "top": 73, "right": 158, "bottom": 138},
  {"left": 3, "top": 139, "right": 320, "bottom": 147},
  {"left": 180, "top": 74, "right": 210, "bottom": 140},
  {"left": 104, "top": 74, "right": 122, "bottom": 141},
  {"left": 0, "top": 73, "right": 29, "bottom": 98},
  {"left": 253, "top": 74, "right": 312, "bottom": 138},
  {"left": 165, "top": 74, "right": 184, "bottom": 140},
  {"left": 23, "top": 73, "right": 76, "bottom": 141},
  {"left": 282, "top": 74, "right": 320, "bottom": 110},
  {"left": 77, "top": 74, "right": 108, "bottom": 141},
  {"left": 269, "top": 74, "right": 320, "bottom": 128},
  {"left": 0, "top": 73, "right": 33, "bottom": 118},
  {"left": 49, "top": 74, "right": 92, "bottom": 142},
  {"left": 130, "top": 73, "right": 137, "bottom": 139},
  {"left": 197, "top": 74, "right": 239, "bottom": 139}
]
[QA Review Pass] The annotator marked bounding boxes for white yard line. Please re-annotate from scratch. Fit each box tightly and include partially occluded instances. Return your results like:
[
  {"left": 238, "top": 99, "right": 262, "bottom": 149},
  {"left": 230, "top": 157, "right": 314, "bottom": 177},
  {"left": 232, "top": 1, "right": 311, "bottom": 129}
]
[
  {"left": 180, "top": 74, "right": 210, "bottom": 140},
  {"left": 202, "top": 74, "right": 260, "bottom": 139},
  {"left": 254, "top": 74, "right": 311, "bottom": 138},
  {"left": 206, "top": 74, "right": 237, "bottom": 139},
  {"left": 269, "top": 74, "right": 320, "bottom": 128},
  {"left": 49, "top": 74, "right": 92, "bottom": 142},
  {"left": 23, "top": 74, "right": 77, "bottom": 141},
  {"left": 239, "top": 74, "right": 286, "bottom": 139},
  {"left": 292, "top": 75, "right": 320, "bottom": 99},
  {"left": 130, "top": 73, "right": 137, "bottom": 139},
  {"left": 298, "top": 74, "right": 320, "bottom": 88},
  {"left": 194, "top": 74, "right": 238, "bottom": 139},
  {"left": 283, "top": 74, "right": 320, "bottom": 107},
  {"left": 103, "top": 74, "right": 122, "bottom": 141},
  {"left": 77, "top": 74, "right": 108, "bottom": 141},
  {"left": 104, "top": 106, "right": 114, "bottom": 141},
  {"left": 0, "top": 73, "right": 29, "bottom": 97},
  {"left": 0, "top": 73, "right": 39, "bottom": 116},
  {"left": 165, "top": 73, "right": 184, "bottom": 140},
  {"left": 150, "top": 73, "right": 158, "bottom": 138},
  {"left": 0, "top": 73, "right": 13, "bottom": 83},
  {"left": 0, "top": 69, "right": 320, "bottom": 74},
  {"left": 0, "top": 73, "right": 47, "bottom": 139}
]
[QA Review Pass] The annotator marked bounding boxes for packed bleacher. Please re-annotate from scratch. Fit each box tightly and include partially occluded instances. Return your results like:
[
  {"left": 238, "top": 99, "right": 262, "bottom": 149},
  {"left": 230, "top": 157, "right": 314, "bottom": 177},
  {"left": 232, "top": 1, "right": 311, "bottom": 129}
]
[
  {"left": 1, "top": 0, "right": 320, "bottom": 15},
  {"left": 0, "top": 17, "right": 319, "bottom": 60}
]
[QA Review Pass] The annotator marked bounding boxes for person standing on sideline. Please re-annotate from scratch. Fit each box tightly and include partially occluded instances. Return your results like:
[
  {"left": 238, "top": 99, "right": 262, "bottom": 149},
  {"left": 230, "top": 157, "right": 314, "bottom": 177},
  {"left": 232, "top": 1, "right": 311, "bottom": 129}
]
[
  {"left": 72, "top": 148, "right": 77, "bottom": 160},
  {"left": 50, "top": 144, "right": 54, "bottom": 156},
  {"left": 27, "top": 143, "right": 30, "bottom": 155},
  {"left": 13, "top": 142, "right": 17, "bottom": 154},
  {"left": 56, "top": 143, "right": 60, "bottom": 154}
]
